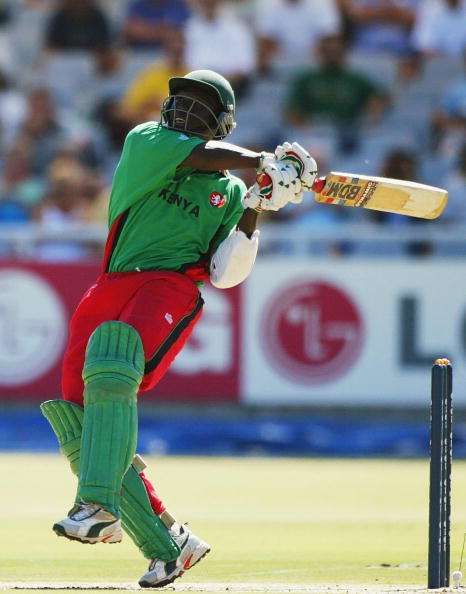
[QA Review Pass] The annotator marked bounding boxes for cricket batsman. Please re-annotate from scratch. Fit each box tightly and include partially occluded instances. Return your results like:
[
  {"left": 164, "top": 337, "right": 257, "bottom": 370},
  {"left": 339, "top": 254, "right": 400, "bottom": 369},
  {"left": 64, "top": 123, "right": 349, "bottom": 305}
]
[{"left": 40, "top": 70, "right": 317, "bottom": 588}]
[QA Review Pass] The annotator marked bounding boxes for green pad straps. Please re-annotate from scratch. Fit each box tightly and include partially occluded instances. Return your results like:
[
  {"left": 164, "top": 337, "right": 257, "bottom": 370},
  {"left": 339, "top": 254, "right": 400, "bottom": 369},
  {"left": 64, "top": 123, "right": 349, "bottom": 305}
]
[
  {"left": 41, "top": 400, "right": 83, "bottom": 475},
  {"left": 78, "top": 321, "right": 144, "bottom": 517},
  {"left": 40, "top": 399, "right": 180, "bottom": 561}
]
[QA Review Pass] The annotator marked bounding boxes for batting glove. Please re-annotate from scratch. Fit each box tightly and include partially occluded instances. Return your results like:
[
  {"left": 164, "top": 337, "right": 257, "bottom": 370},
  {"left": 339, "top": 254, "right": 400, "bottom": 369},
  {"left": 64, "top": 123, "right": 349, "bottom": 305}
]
[
  {"left": 243, "top": 161, "right": 302, "bottom": 211},
  {"left": 275, "top": 141, "right": 318, "bottom": 191}
]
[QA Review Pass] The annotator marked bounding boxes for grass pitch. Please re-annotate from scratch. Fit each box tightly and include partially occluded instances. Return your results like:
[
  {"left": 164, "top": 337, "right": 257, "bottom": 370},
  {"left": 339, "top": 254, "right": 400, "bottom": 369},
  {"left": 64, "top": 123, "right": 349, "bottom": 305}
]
[{"left": 1, "top": 453, "right": 466, "bottom": 593}]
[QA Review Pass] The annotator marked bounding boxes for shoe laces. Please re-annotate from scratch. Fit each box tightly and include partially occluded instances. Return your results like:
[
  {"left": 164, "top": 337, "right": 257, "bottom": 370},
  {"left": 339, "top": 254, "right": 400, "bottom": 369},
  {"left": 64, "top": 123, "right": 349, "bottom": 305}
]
[
  {"left": 69, "top": 503, "right": 101, "bottom": 521},
  {"left": 148, "top": 557, "right": 161, "bottom": 571},
  {"left": 173, "top": 525, "right": 190, "bottom": 548}
]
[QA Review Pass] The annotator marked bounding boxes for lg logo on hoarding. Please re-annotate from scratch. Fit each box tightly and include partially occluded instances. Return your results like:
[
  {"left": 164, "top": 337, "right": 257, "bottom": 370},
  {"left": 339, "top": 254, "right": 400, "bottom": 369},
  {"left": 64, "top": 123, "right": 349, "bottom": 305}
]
[
  {"left": 0, "top": 270, "right": 66, "bottom": 386},
  {"left": 262, "top": 280, "right": 364, "bottom": 384}
]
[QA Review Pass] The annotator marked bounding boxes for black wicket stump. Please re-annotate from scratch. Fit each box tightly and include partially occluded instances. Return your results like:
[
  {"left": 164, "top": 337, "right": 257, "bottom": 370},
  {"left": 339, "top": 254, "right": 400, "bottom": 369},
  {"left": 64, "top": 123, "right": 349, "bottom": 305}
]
[{"left": 428, "top": 359, "right": 453, "bottom": 589}]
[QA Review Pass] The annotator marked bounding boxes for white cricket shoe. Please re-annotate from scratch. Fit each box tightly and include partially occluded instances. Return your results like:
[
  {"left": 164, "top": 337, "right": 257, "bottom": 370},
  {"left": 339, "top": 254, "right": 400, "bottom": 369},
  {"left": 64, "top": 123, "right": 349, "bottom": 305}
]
[
  {"left": 53, "top": 503, "right": 122, "bottom": 544},
  {"left": 138, "top": 524, "right": 211, "bottom": 588}
]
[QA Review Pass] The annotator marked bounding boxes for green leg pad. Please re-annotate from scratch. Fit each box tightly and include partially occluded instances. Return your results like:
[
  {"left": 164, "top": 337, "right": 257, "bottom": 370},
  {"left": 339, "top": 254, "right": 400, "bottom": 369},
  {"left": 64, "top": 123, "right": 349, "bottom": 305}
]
[
  {"left": 121, "top": 464, "right": 180, "bottom": 560},
  {"left": 78, "top": 321, "right": 144, "bottom": 517},
  {"left": 40, "top": 399, "right": 180, "bottom": 561},
  {"left": 41, "top": 400, "right": 83, "bottom": 476}
]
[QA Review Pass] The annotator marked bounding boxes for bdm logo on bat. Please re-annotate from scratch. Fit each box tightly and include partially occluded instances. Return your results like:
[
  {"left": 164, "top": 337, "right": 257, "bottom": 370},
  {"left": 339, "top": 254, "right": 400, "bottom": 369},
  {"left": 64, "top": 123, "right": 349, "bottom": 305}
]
[{"left": 323, "top": 179, "right": 378, "bottom": 205}]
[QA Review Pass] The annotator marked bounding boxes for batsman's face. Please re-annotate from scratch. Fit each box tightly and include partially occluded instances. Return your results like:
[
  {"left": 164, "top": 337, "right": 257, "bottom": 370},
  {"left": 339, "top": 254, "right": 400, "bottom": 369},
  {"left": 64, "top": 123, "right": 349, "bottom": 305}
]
[{"left": 163, "top": 90, "right": 220, "bottom": 140}]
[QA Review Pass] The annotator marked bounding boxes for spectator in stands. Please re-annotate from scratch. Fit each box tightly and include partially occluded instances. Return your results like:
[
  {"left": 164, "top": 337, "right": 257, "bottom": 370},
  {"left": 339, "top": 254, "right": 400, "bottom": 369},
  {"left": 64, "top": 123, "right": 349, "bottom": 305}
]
[
  {"left": 45, "top": 0, "right": 111, "bottom": 51},
  {"left": 123, "top": 0, "right": 190, "bottom": 51},
  {"left": 371, "top": 147, "right": 433, "bottom": 255},
  {"left": 81, "top": 179, "right": 109, "bottom": 225},
  {"left": 440, "top": 56, "right": 466, "bottom": 119},
  {"left": 121, "top": 30, "right": 186, "bottom": 124},
  {"left": 379, "top": 148, "right": 418, "bottom": 204},
  {"left": 1, "top": 142, "right": 44, "bottom": 207},
  {"left": 98, "top": 0, "right": 128, "bottom": 27},
  {"left": 0, "top": 142, "right": 43, "bottom": 223},
  {"left": 15, "top": 88, "right": 66, "bottom": 176},
  {"left": 0, "top": 194, "right": 29, "bottom": 222},
  {"left": 443, "top": 143, "right": 466, "bottom": 223},
  {"left": 39, "top": 42, "right": 131, "bottom": 119},
  {"left": 35, "top": 153, "right": 95, "bottom": 224},
  {"left": 369, "top": 148, "right": 416, "bottom": 225},
  {"left": 0, "top": 69, "right": 27, "bottom": 148},
  {"left": 8, "top": 1, "right": 54, "bottom": 71},
  {"left": 82, "top": 45, "right": 138, "bottom": 118},
  {"left": 34, "top": 153, "right": 103, "bottom": 259},
  {"left": 0, "top": 0, "right": 12, "bottom": 74},
  {"left": 0, "top": 1, "right": 10, "bottom": 25},
  {"left": 94, "top": 97, "right": 133, "bottom": 172},
  {"left": 255, "top": 0, "right": 341, "bottom": 73},
  {"left": 431, "top": 50, "right": 466, "bottom": 154},
  {"left": 412, "top": 0, "right": 466, "bottom": 57},
  {"left": 338, "top": 0, "right": 419, "bottom": 56},
  {"left": 185, "top": 0, "right": 256, "bottom": 97},
  {"left": 286, "top": 34, "right": 388, "bottom": 150}
]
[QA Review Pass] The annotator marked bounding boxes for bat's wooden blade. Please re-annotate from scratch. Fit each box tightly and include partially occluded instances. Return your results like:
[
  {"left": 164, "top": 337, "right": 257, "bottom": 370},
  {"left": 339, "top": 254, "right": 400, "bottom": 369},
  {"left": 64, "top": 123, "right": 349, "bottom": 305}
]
[{"left": 313, "top": 172, "right": 448, "bottom": 220}]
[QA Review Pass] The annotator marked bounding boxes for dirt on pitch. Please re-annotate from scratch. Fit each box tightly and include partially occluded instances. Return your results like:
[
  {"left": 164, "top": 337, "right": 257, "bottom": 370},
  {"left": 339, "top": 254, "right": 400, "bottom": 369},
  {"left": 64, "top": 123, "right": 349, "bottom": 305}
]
[{"left": 0, "top": 583, "right": 461, "bottom": 593}]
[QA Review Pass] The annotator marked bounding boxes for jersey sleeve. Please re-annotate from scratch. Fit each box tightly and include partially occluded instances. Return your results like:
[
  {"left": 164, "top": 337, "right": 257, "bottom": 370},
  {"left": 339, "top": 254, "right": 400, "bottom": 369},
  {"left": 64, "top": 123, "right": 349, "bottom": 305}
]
[
  {"left": 210, "top": 177, "right": 246, "bottom": 252},
  {"left": 109, "top": 123, "right": 205, "bottom": 225}
]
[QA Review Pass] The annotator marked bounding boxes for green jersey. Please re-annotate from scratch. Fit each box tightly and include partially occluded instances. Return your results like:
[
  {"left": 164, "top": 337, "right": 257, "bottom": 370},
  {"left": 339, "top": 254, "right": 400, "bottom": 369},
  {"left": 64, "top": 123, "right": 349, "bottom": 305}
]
[
  {"left": 106, "top": 122, "right": 246, "bottom": 273},
  {"left": 287, "top": 65, "right": 381, "bottom": 123}
]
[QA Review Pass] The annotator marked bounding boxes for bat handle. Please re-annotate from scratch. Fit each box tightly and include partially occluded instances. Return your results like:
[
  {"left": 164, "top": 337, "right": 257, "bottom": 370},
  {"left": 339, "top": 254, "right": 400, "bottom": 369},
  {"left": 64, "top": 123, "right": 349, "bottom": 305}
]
[
  {"left": 311, "top": 177, "right": 326, "bottom": 193},
  {"left": 256, "top": 172, "right": 273, "bottom": 197}
]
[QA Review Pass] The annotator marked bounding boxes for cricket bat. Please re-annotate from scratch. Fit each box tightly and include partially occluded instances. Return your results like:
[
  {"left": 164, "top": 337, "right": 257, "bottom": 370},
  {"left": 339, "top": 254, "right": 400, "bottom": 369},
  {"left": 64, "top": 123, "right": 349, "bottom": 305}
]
[{"left": 312, "top": 172, "right": 448, "bottom": 220}]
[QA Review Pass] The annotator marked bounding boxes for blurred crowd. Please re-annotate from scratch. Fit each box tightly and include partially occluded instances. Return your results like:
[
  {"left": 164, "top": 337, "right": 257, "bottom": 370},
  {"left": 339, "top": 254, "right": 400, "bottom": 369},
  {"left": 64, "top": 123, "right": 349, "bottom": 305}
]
[{"left": 0, "top": 0, "right": 465, "bottom": 258}]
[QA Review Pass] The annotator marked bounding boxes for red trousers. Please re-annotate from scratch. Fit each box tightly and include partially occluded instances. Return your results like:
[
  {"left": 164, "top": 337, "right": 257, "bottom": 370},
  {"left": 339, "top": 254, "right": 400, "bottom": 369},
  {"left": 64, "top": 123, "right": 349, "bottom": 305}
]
[
  {"left": 62, "top": 270, "right": 203, "bottom": 404},
  {"left": 61, "top": 270, "right": 204, "bottom": 516}
]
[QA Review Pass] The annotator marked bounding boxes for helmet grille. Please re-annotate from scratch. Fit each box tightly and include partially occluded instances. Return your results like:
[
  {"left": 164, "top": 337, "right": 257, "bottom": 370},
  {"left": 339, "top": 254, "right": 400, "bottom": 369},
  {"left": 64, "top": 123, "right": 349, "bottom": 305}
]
[{"left": 161, "top": 94, "right": 235, "bottom": 140}]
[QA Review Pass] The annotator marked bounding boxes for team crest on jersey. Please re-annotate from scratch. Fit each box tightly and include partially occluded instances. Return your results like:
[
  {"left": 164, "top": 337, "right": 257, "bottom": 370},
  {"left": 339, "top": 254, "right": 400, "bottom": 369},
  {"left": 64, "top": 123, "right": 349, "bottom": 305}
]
[{"left": 209, "top": 191, "right": 226, "bottom": 208}]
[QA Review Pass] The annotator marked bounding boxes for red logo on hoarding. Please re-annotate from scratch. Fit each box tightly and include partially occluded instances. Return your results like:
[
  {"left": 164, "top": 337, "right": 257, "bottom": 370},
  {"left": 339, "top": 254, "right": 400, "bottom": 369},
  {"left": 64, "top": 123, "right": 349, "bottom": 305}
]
[
  {"left": 0, "top": 269, "right": 66, "bottom": 386},
  {"left": 209, "top": 192, "right": 226, "bottom": 208},
  {"left": 262, "top": 281, "right": 364, "bottom": 384}
]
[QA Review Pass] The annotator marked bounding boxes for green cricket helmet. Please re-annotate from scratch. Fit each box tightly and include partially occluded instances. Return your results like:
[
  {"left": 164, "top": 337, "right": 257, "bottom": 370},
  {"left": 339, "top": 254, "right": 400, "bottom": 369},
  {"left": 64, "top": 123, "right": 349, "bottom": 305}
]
[{"left": 161, "top": 69, "right": 236, "bottom": 140}]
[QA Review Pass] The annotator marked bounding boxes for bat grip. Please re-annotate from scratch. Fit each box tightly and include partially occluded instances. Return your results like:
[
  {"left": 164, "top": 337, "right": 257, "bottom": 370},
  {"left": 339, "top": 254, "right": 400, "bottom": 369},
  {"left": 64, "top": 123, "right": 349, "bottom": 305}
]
[
  {"left": 256, "top": 172, "right": 272, "bottom": 196},
  {"left": 311, "top": 177, "right": 326, "bottom": 193}
]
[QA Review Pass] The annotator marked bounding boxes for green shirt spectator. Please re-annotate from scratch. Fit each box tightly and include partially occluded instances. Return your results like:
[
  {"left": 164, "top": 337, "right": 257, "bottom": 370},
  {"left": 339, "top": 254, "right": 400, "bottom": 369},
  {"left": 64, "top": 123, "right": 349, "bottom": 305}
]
[{"left": 286, "top": 34, "right": 387, "bottom": 126}]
